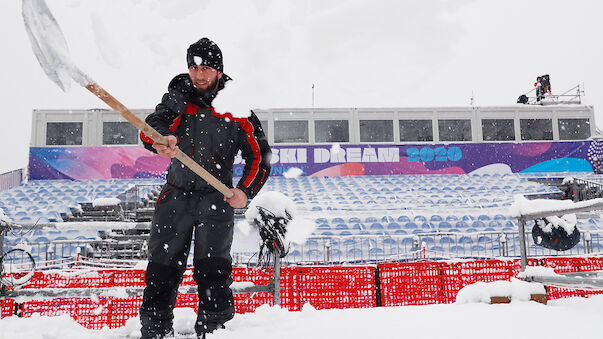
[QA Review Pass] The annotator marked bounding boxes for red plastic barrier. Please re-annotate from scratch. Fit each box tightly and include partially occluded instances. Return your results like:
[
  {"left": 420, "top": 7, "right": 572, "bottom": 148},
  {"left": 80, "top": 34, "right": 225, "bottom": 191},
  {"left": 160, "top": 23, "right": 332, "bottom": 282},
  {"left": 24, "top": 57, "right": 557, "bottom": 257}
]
[
  {"left": 232, "top": 266, "right": 274, "bottom": 314},
  {"left": 542, "top": 257, "right": 603, "bottom": 274},
  {"left": 2, "top": 257, "right": 602, "bottom": 329},
  {"left": 24, "top": 270, "right": 116, "bottom": 289},
  {"left": 21, "top": 297, "right": 111, "bottom": 329},
  {"left": 282, "top": 266, "right": 376, "bottom": 311},
  {"left": 1, "top": 298, "right": 15, "bottom": 318},
  {"left": 379, "top": 262, "right": 454, "bottom": 306}
]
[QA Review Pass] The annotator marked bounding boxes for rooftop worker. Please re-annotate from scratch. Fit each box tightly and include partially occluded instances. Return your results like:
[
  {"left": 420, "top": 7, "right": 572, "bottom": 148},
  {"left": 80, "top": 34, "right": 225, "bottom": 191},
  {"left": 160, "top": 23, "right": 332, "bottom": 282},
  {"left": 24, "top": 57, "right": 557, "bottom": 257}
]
[{"left": 139, "top": 37, "right": 271, "bottom": 339}]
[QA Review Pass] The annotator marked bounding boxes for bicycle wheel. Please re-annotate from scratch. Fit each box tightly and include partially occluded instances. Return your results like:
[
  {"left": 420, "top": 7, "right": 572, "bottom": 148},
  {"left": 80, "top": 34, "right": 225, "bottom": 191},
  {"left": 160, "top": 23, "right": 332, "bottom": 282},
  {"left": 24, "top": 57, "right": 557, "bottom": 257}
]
[{"left": 1, "top": 249, "right": 36, "bottom": 287}]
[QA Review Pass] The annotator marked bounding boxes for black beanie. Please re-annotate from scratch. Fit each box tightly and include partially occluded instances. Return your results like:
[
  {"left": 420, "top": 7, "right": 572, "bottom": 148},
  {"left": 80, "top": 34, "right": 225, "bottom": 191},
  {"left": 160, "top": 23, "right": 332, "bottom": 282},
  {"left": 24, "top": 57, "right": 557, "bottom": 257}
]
[{"left": 186, "top": 37, "right": 232, "bottom": 81}]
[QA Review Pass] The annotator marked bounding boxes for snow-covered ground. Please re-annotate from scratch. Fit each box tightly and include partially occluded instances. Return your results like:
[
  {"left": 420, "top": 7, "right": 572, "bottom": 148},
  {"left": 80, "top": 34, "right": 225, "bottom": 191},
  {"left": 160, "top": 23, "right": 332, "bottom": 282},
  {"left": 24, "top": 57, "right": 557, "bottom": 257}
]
[{"left": 1, "top": 296, "right": 602, "bottom": 339}]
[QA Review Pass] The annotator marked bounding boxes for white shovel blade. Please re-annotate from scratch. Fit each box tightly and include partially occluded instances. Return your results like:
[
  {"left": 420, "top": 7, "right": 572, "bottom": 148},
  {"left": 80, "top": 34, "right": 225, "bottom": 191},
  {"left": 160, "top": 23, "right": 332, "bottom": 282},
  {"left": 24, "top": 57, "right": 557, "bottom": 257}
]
[{"left": 22, "top": 0, "right": 73, "bottom": 91}]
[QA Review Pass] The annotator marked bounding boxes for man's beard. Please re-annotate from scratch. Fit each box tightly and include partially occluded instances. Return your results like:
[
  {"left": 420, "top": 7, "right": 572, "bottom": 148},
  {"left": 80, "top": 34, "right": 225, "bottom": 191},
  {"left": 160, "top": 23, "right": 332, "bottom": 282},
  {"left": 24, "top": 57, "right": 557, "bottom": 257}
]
[{"left": 193, "top": 75, "right": 219, "bottom": 94}]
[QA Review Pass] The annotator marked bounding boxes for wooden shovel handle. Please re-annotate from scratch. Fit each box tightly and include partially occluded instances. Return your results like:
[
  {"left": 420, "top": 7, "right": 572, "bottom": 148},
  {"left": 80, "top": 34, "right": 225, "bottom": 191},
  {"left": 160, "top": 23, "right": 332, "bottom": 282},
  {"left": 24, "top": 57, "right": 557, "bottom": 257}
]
[{"left": 85, "top": 82, "right": 234, "bottom": 198}]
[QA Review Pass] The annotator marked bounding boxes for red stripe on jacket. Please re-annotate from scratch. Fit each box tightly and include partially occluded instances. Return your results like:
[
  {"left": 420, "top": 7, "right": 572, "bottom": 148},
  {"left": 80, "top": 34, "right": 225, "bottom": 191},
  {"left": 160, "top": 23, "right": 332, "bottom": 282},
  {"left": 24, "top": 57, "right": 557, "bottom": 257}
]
[
  {"left": 209, "top": 108, "right": 261, "bottom": 188},
  {"left": 140, "top": 106, "right": 197, "bottom": 144}
]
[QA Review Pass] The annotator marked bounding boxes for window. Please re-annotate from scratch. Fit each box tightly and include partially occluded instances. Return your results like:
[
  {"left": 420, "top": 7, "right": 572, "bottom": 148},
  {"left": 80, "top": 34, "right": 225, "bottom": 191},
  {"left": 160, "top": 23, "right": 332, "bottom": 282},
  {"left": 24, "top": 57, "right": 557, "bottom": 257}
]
[
  {"left": 360, "top": 120, "right": 393, "bottom": 142},
  {"left": 520, "top": 119, "right": 553, "bottom": 140},
  {"left": 315, "top": 120, "right": 349, "bottom": 143},
  {"left": 438, "top": 119, "right": 472, "bottom": 141},
  {"left": 274, "top": 120, "right": 308, "bottom": 143},
  {"left": 103, "top": 122, "right": 139, "bottom": 145},
  {"left": 46, "top": 122, "right": 83, "bottom": 145},
  {"left": 399, "top": 120, "right": 433, "bottom": 142},
  {"left": 259, "top": 120, "right": 269, "bottom": 141},
  {"left": 558, "top": 118, "right": 590, "bottom": 140},
  {"left": 481, "top": 119, "right": 515, "bottom": 141}
]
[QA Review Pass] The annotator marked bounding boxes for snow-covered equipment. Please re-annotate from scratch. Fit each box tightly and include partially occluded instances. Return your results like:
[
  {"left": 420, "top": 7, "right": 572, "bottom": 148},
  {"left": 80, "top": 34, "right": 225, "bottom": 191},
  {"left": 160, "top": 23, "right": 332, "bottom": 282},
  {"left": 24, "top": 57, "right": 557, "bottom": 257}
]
[
  {"left": 254, "top": 206, "right": 291, "bottom": 260},
  {"left": 532, "top": 216, "right": 580, "bottom": 251},
  {"left": 245, "top": 191, "right": 297, "bottom": 266},
  {"left": 21, "top": 0, "right": 234, "bottom": 199}
]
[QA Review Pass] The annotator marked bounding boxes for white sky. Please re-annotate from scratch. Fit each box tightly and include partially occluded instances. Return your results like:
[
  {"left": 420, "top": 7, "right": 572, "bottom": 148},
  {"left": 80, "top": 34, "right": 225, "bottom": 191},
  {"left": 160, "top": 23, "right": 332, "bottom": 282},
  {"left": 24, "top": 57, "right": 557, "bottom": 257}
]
[{"left": 1, "top": 0, "right": 602, "bottom": 174}]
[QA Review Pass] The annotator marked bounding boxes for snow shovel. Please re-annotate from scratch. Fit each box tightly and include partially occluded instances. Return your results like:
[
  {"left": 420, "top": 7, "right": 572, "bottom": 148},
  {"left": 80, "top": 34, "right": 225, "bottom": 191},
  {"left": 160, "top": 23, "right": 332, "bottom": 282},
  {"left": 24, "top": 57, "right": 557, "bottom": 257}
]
[{"left": 21, "top": 0, "right": 234, "bottom": 198}]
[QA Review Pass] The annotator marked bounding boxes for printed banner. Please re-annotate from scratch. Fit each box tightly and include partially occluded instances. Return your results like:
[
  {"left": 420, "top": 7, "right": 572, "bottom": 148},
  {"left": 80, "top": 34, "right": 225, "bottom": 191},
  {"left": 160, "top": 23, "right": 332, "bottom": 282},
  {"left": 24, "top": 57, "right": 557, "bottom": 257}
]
[{"left": 29, "top": 141, "right": 601, "bottom": 180}]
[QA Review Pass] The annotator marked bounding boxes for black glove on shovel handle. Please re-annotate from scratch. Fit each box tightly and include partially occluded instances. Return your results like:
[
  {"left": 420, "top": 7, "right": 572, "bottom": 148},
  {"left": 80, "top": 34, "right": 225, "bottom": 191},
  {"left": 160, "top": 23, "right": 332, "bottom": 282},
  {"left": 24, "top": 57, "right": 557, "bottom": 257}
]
[{"left": 21, "top": 0, "right": 233, "bottom": 198}]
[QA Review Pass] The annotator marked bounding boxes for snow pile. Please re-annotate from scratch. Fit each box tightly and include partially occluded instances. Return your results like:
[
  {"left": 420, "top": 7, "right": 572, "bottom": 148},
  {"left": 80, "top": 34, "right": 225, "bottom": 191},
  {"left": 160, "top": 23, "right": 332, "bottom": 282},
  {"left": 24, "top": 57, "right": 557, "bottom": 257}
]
[
  {"left": 0, "top": 208, "right": 12, "bottom": 225},
  {"left": 245, "top": 191, "right": 297, "bottom": 221},
  {"left": 92, "top": 198, "right": 121, "bottom": 208},
  {"left": 283, "top": 167, "right": 303, "bottom": 178},
  {"left": 3, "top": 296, "right": 603, "bottom": 338},
  {"left": 240, "top": 191, "right": 316, "bottom": 245},
  {"left": 517, "top": 266, "right": 559, "bottom": 279},
  {"left": 562, "top": 176, "right": 574, "bottom": 185},
  {"left": 535, "top": 214, "right": 577, "bottom": 235},
  {"left": 456, "top": 278, "right": 546, "bottom": 304}
]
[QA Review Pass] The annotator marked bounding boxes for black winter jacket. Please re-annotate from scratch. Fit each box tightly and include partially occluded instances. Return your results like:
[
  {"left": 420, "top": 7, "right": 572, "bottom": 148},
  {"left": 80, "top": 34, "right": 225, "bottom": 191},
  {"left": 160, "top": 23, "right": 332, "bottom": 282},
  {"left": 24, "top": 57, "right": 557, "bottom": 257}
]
[{"left": 141, "top": 74, "right": 271, "bottom": 199}]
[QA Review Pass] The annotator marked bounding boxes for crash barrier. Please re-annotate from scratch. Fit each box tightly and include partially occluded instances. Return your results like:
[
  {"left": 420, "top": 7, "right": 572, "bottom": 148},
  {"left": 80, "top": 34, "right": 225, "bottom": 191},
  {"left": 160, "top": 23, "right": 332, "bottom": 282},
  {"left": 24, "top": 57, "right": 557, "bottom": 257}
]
[{"left": 1, "top": 257, "right": 602, "bottom": 329}]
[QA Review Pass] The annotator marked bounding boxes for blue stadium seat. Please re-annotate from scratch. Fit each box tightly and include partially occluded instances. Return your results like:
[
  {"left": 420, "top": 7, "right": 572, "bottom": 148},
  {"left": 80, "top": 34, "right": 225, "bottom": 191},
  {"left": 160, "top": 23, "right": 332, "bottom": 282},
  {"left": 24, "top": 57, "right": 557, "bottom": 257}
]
[
  {"left": 381, "top": 216, "right": 395, "bottom": 223},
  {"left": 339, "top": 230, "right": 352, "bottom": 236},
  {"left": 304, "top": 239, "right": 319, "bottom": 248},
  {"left": 458, "top": 236, "right": 473, "bottom": 244},
  {"left": 471, "top": 245, "right": 486, "bottom": 252},
  {"left": 369, "top": 247, "right": 384, "bottom": 258},
  {"left": 478, "top": 215, "right": 491, "bottom": 221},
  {"left": 455, "top": 221, "right": 469, "bottom": 229},
  {"left": 394, "top": 229, "right": 408, "bottom": 235},
  {"left": 430, "top": 215, "right": 443, "bottom": 222},
  {"left": 331, "top": 217, "right": 345, "bottom": 224},
  {"left": 420, "top": 222, "right": 434, "bottom": 231},
  {"left": 450, "top": 245, "right": 465, "bottom": 253},
  {"left": 317, "top": 224, "right": 331, "bottom": 231},
  {"left": 386, "top": 222, "right": 401, "bottom": 230},
  {"left": 438, "top": 222, "right": 452, "bottom": 229},
  {"left": 369, "top": 223, "right": 384, "bottom": 230},
  {"left": 348, "top": 217, "right": 361, "bottom": 224},
  {"left": 494, "top": 214, "right": 507, "bottom": 221},
  {"left": 352, "top": 223, "right": 367, "bottom": 231},
  {"left": 440, "top": 236, "right": 455, "bottom": 245},
  {"left": 430, "top": 246, "right": 444, "bottom": 253},
  {"left": 404, "top": 222, "right": 418, "bottom": 229},
  {"left": 335, "top": 224, "right": 349, "bottom": 230},
  {"left": 445, "top": 215, "right": 459, "bottom": 223},
  {"left": 346, "top": 248, "right": 362, "bottom": 259},
  {"left": 413, "top": 215, "right": 427, "bottom": 223},
  {"left": 420, "top": 237, "right": 435, "bottom": 246},
  {"left": 397, "top": 216, "right": 411, "bottom": 223},
  {"left": 315, "top": 218, "right": 328, "bottom": 225},
  {"left": 329, "top": 249, "right": 343, "bottom": 261},
  {"left": 383, "top": 238, "right": 397, "bottom": 246},
  {"left": 471, "top": 221, "right": 486, "bottom": 228},
  {"left": 364, "top": 216, "right": 378, "bottom": 223},
  {"left": 462, "top": 215, "right": 475, "bottom": 221},
  {"left": 488, "top": 220, "right": 502, "bottom": 229},
  {"left": 400, "top": 237, "right": 415, "bottom": 247}
]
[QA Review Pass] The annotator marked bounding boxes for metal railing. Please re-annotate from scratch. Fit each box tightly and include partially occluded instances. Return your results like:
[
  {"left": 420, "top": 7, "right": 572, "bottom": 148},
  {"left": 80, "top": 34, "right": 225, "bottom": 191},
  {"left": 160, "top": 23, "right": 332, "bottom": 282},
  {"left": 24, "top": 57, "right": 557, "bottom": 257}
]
[{"left": 0, "top": 169, "right": 23, "bottom": 191}]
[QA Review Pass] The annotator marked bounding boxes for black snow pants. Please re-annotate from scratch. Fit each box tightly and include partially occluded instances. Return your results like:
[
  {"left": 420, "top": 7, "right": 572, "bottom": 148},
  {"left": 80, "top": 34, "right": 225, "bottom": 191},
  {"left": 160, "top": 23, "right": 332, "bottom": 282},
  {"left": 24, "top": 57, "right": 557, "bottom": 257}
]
[{"left": 139, "top": 184, "right": 236, "bottom": 339}]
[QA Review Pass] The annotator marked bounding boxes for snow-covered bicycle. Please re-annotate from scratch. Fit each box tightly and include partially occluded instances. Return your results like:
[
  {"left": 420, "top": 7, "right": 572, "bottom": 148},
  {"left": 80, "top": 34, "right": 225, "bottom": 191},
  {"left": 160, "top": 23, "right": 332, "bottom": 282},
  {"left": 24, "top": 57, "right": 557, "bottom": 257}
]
[{"left": 0, "top": 221, "right": 36, "bottom": 292}]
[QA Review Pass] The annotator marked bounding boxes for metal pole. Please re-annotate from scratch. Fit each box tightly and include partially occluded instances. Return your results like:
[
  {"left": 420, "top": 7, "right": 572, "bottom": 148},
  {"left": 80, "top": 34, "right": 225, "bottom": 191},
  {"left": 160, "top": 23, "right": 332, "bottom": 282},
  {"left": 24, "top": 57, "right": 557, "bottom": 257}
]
[
  {"left": 273, "top": 252, "right": 281, "bottom": 306},
  {"left": 518, "top": 218, "right": 528, "bottom": 271}
]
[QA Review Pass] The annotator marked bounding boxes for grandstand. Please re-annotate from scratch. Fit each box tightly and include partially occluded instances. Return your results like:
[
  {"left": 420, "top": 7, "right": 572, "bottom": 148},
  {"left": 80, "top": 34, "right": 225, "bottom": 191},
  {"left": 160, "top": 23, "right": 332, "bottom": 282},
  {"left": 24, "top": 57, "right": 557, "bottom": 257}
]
[
  {"left": 2, "top": 104, "right": 603, "bottom": 331},
  {"left": 1, "top": 104, "right": 603, "bottom": 265}
]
